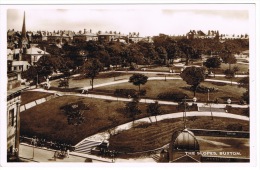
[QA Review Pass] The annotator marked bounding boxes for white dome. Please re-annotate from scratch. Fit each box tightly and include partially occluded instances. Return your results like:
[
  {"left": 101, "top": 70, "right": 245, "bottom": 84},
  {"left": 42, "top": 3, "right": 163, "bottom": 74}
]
[{"left": 172, "top": 129, "right": 200, "bottom": 151}]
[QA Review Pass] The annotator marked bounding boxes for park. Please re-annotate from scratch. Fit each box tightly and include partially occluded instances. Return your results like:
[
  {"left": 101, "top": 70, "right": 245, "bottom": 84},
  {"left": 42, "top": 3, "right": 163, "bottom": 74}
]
[{"left": 18, "top": 36, "right": 250, "bottom": 162}]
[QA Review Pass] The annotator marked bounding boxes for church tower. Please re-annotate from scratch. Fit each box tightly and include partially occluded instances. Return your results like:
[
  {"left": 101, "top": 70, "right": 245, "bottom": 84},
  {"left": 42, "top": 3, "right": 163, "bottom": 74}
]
[{"left": 21, "top": 11, "right": 28, "bottom": 54}]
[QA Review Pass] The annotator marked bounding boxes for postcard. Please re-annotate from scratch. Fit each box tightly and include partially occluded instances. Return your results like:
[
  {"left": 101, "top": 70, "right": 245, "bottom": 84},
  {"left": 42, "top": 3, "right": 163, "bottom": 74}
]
[{"left": 1, "top": 1, "right": 258, "bottom": 169}]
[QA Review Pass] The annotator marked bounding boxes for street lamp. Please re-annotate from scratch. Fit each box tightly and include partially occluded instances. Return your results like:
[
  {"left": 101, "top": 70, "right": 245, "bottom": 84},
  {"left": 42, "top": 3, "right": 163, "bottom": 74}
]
[
  {"left": 207, "top": 89, "right": 210, "bottom": 104},
  {"left": 31, "top": 136, "right": 37, "bottom": 159},
  {"left": 193, "top": 97, "right": 197, "bottom": 105},
  {"left": 227, "top": 98, "right": 232, "bottom": 106}
]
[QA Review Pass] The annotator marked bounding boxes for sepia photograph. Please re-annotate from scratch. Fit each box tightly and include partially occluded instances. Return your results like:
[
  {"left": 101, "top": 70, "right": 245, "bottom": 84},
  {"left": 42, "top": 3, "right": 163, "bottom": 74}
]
[{"left": 1, "top": 1, "right": 258, "bottom": 168}]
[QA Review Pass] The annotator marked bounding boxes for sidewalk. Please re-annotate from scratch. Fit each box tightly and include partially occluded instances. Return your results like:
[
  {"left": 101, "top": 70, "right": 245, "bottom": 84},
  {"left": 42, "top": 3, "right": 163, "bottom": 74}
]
[
  {"left": 19, "top": 143, "right": 155, "bottom": 163},
  {"left": 19, "top": 143, "right": 113, "bottom": 163}
]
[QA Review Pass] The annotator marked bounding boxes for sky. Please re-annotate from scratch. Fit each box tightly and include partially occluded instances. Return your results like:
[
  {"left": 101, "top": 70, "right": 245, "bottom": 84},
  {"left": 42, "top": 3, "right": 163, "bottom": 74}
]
[{"left": 7, "top": 5, "right": 251, "bottom": 37}]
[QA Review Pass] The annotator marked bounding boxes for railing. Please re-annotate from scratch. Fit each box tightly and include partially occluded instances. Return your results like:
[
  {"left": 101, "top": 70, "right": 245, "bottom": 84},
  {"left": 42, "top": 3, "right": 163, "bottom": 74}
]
[
  {"left": 20, "top": 136, "right": 75, "bottom": 151},
  {"left": 189, "top": 129, "right": 249, "bottom": 138}
]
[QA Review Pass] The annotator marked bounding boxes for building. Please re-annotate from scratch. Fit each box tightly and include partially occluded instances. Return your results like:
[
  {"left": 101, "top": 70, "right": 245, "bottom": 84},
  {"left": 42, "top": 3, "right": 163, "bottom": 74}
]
[
  {"left": 164, "top": 128, "right": 250, "bottom": 163},
  {"left": 47, "top": 30, "right": 74, "bottom": 45},
  {"left": 7, "top": 11, "right": 30, "bottom": 162},
  {"left": 7, "top": 82, "right": 22, "bottom": 162},
  {"left": 7, "top": 48, "right": 30, "bottom": 81},
  {"left": 7, "top": 12, "right": 31, "bottom": 81},
  {"left": 186, "top": 30, "right": 219, "bottom": 40},
  {"left": 98, "top": 33, "right": 116, "bottom": 43},
  {"left": 23, "top": 46, "right": 49, "bottom": 65},
  {"left": 169, "top": 128, "right": 201, "bottom": 162},
  {"left": 73, "top": 29, "right": 98, "bottom": 42}
]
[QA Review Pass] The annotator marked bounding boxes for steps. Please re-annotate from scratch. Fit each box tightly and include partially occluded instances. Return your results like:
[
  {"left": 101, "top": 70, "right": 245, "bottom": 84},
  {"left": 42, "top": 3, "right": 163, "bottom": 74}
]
[
  {"left": 74, "top": 139, "right": 102, "bottom": 154},
  {"left": 151, "top": 154, "right": 160, "bottom": 162}
]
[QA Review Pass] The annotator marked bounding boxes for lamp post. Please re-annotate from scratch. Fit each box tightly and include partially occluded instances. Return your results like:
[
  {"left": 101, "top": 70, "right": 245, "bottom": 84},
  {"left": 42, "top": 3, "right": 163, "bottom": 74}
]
[
  {"left": 183, "top": 96, "right": 187, "bottom": 128},
  {"left": 209, "top": 100, "right": 213, "bottom": 120},
  {"left": 32, "top": 136, "right": 37, "bottom": 159},
  {"left": 227, "top": 98, "right": 231, "bottom": 106},
  {"left": 193, "top": 97, "right": 197, "bottom": 105},
  {"left": 207, "top": 89, "right": 210, "bottom": 104}
]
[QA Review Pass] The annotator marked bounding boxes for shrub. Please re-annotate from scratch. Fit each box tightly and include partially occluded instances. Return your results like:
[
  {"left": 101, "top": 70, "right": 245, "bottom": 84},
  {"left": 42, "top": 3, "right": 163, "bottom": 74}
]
[
  {"left": 157, "top": 92, "right": 188, "bottom": 102},
  {"left": 114, "top": 89, "right": 136, "bottom": 97},
  {"left": 194, "top": 85, "right": 219, "bottom": 93}
]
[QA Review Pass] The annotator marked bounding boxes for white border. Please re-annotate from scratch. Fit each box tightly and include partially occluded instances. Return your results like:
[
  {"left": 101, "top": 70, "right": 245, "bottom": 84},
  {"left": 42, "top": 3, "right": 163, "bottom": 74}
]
[{"left": 0, "top": 1, "right": 259, "bottom": 170}]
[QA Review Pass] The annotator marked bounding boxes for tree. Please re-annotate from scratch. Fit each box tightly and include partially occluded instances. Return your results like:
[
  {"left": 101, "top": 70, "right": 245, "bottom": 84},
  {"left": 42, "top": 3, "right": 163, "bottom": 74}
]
[
  {"left": 147, "top": 101, "right": 162, "bottom": 124},
  {"left": 233, "top": 65, "right": 240, "bottom": 77},
  {"left": 60, "top": 101, "right": 90, "bottom": 126},
  {"left": 204, "top": 57, "right": 221, "bottom": 78},
  {"left": 129, "top": 73, "right": 148, "bottom": 93},
  {"left": 156, "top": 46, "right": 168, "bottom": 65},
  {"left": 224, "top": 67, "right": 239, "bottom": 85},
  {"left": 238, "top": 77, "right": 249, "bottom": 89},
  {"left": 21, "top": 55, "right": 55, "bottom": 85},
  {"left": 238, "top": 77, "right": 249, "bottom": 104},
  {"left": 180, "top": 66, "right": 205, "bottom": 97},
  {"left": 221, "top": 50, "right": 237, "bottom": 70},
  {"left": 58, "top": 78, "right": 69, "bottom": 88},
  {"left": 124, "top": 99, "right": 142, "bottom": 126},
  {"left": 82, "top": 59, "right": 103, "bottom": 90}
]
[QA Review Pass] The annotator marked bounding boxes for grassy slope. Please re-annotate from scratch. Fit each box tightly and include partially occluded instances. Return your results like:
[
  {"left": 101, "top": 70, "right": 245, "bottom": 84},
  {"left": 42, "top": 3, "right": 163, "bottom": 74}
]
[
  {"left": 108, "top": 117, "right": 249, "bottom": 153},
  {"left": 20, "top": 95, "right": 178, "bottom": 145},
  {"left": 21, "top": 91, "right": 54, "bottom": 105}
]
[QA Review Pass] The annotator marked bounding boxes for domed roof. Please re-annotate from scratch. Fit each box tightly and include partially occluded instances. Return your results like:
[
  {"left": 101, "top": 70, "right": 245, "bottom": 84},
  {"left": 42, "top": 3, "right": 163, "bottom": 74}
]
[{"left": 172, "top": 129, "right": 200, "bottom": 151}]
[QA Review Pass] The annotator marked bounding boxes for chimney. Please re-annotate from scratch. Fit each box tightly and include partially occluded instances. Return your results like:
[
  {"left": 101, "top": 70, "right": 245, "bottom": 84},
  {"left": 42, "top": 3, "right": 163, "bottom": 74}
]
[{"left": 84, "top": 29, "right": 86, "bottom": 34}]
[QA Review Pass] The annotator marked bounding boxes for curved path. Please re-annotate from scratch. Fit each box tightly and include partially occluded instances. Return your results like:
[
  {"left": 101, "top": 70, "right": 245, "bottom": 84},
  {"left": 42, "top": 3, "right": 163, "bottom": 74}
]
[
  {"left": 80, "top": 76, "right": 241, "bottom": 90},
  {"left": 114, "top": 70, "right": 249, "bottom": 78},
  {"left": 81, "top": 111, "right": 249, "bottom": 143},
  {"left": 32, "top": 88, "right": 248, "bottom": 109},
  {"left": 32, "top": 75, "right": 248, "bottom": 108}
]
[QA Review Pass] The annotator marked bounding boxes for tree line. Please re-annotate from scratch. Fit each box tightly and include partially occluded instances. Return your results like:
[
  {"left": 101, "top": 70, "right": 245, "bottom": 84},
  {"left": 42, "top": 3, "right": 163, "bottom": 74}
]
[{"left": 22, "top": 36, "right": 248, "bottom": 85}]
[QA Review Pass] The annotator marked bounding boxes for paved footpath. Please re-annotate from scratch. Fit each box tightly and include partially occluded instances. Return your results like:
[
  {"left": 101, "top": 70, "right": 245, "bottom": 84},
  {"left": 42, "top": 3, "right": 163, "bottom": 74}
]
[
  {"left": 19, "top": 143, "right": 113, "bottom": 163},
  {"left": 19, "top": 143, "right": 154, "bottom": 163},
  {"left": 31, "top": 88, "right": 249, "bottom": 109}
]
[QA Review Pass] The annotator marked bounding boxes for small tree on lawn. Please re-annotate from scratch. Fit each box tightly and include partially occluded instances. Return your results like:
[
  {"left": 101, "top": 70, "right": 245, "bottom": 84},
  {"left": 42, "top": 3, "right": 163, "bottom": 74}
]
[
  {"left": 60, "top": 101, "right": 90, "bottom": 126},
  {"left": 58, "top": 78, "right": 69, "bottom": 88},
  {"left": 224, "top": 68, "right": 235, "bottom": 85},
  {"left": 125, "top": 99, "right": 142, "bottom": 127},
  {"left": 222, "top": 51, "right": 237, "bottom": 70},
  {"left": 82, "top": 59, "right": 103, "bottom": 90},
  {"left": 129, "top": 73, "right": 148, "bottom": 93},
  {"left": 204, "top": 57, "right": 221, "bottom": 78},
  {"left": 233, "top": 66, "right": 240, "bottom": 77},
  {"left": 180, "top": 66, "right": 205, "bottom": 97},
  {"left": 147, "top": 101, "right": 162, "bottom": 124},
  {"left": 238, "top": 77, "right": 249, "bottom": 104}
]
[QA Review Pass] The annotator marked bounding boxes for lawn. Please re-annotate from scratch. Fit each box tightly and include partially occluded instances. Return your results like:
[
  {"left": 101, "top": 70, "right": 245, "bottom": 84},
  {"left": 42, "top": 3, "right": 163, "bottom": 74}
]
[
  {"left": 215, "top": 63, "right": 249, "bottom": 74},
  {"left": 108, "top": 117, "right": 249, "bottom": 154},
  {"left": 20, "top": 95, "right": 179, "bottom": 145},
  {"left": 94, "top": 80, "right": 246, "bottom": 103},
  {"left": 21, "top": 91, "right": 54, "bottom": 105},
  {"left": 50, "top": 72, "right": 132, "bottom": 89},
  {"left": 206, "top": 76, "right": 244, "bottom": 82}
]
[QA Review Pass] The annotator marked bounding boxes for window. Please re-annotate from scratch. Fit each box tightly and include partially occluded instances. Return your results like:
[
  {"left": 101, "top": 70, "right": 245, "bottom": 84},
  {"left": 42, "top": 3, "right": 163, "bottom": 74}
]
[{"left": 9, "top": 109, "right": 15, "bottom": 126}]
